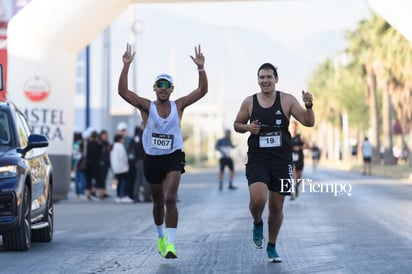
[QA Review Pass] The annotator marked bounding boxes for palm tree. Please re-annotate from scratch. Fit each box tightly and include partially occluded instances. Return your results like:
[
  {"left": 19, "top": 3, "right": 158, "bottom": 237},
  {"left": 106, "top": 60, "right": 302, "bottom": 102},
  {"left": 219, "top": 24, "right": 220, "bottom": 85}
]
[
  {"left": 346, "top": 17, "right": 381, "bottom": 162},
  {"left": 374, "top": 17, "right": 412, "bottom": 164},
  {"left": 308, "top": 12, "right": 412, "bottom": 166}
]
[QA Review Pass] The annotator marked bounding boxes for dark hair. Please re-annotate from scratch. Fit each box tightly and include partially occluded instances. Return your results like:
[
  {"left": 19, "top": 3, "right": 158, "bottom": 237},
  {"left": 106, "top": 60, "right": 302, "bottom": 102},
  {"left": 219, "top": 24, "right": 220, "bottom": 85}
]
[
  {"left": 73, "top": 132, "right": 82, "bottom": 142},
  {"left": 114, "top": 134, "right": 123, "bottom": 143},
  {"left": 257, "top": 63, "right": 278, "bottom": 78},
  {"left": 90, "top": 131, "right": 98, "bottom": 139}
]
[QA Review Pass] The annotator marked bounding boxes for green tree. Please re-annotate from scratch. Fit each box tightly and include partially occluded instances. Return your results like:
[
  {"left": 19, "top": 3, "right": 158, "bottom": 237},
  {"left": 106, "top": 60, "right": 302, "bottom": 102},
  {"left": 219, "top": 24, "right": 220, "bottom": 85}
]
[{"left": 308, "top": 12, "right": 412, "bottom": 165}]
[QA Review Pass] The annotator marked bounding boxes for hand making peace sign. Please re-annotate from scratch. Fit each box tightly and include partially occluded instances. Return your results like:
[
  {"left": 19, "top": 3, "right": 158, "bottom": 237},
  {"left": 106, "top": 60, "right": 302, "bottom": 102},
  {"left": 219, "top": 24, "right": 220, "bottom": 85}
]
[
  {"left": 122, "top": 43, "right": 136, "bottom": 65},
  {"left": 190, "top": 44, "right": 205, "bottom": 68}
]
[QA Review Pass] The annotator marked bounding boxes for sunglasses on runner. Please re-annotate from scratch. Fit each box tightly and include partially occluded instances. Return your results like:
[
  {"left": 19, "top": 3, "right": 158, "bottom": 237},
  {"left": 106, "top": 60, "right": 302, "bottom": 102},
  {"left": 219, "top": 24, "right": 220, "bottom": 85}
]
[{"left": 155, "top": 80, "right": 173, "bottom": 89}]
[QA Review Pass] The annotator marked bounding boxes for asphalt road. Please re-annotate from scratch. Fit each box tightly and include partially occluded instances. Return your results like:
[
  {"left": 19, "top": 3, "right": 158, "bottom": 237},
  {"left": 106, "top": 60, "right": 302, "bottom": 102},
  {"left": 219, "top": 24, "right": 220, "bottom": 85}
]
[{"left": 1, "top": 164, "right": 412, "bottom": 274}]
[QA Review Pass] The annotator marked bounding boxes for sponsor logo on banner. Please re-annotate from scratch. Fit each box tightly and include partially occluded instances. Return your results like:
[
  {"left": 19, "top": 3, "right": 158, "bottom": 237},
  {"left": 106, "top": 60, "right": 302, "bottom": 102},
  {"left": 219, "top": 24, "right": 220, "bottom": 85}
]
[
  {"left": 24, "top": 108, "right": 66, "bottom": 142},
  {"left": 24, "top": 76, "right": 50, "bottom": 102},
  {"left": 22, "top": 76, "right": 66, "bottom": 144}
]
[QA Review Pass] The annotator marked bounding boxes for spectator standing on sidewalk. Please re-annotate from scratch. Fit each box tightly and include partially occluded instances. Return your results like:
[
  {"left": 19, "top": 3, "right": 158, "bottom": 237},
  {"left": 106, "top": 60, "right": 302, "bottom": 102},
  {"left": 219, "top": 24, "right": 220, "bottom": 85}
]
[
  {"left": 110, "top": 134, "right": 134, "bottom": 203},
  {"left": 98, "top": 130, "right": 111, "bottom": 199},
  {"left": 84, "top": 130, "right": 103, "bottom": 201},
  {"left": 117, "top": 122, "right": 134, "bottom": 199},
  {"left": 73, "top": 132, "right": 86, "bottom": 198}
]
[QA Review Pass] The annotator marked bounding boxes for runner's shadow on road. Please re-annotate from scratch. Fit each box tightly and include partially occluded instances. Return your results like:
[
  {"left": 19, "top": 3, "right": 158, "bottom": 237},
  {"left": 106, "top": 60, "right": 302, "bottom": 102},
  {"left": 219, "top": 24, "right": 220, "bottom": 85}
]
[{"left": 155, "top": 263, "right": 181, "bottom": 274}]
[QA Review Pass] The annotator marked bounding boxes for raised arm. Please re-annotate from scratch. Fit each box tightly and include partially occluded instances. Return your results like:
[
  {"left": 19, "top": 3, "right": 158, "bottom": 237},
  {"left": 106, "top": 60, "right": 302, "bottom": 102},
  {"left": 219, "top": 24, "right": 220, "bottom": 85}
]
[
  {"left": 176, "top": 45, "right": 208, "bottom": 110},
  {"left": 118, "top": 43, "right": 150, "bottom": 113},
  {"left": 289, "top": 90, "right": 315, "bottom": 127}
]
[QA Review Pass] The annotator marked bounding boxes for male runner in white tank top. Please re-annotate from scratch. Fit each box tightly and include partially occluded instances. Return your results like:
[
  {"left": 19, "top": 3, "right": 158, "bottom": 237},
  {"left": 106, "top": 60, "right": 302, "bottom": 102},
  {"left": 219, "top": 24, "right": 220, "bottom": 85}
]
[{"left": 118, "top": 44, "right": 208, "bottom": 259}]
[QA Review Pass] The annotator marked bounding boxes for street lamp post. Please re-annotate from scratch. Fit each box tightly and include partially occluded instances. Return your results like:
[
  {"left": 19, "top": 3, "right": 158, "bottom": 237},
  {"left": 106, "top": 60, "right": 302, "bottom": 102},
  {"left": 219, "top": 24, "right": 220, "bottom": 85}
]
[{"left": 129, "top": 6, "right": 144, "bottom": 126}]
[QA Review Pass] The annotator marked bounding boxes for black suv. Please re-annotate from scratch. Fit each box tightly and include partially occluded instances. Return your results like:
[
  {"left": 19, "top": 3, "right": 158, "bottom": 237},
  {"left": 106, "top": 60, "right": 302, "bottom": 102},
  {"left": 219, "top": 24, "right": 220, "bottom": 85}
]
[{"left": 0, "top": 101, "right": 54, "bottom": 251}]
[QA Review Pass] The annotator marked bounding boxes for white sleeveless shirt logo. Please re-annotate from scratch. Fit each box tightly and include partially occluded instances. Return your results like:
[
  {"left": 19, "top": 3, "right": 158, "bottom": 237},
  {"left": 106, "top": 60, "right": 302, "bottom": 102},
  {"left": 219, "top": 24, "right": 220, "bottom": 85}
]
[{"left": 142, "top": 101, "right": 184, "bottom": 155}]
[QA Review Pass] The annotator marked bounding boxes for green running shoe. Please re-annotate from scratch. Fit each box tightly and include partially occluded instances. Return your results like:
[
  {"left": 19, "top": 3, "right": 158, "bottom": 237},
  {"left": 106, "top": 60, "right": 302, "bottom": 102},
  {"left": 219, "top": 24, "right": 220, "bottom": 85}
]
[
  {"left": 253, "top": 222, "right": 264, "bottom": 249},
  {"left": 157, "top": 237, "right": 167, "bottom": 258},
  {"left": 165, "top": 242, "right": 178, "bottom": 259},
  {"left": 267, "top": 243, "right": 282, "bottom": 263}
]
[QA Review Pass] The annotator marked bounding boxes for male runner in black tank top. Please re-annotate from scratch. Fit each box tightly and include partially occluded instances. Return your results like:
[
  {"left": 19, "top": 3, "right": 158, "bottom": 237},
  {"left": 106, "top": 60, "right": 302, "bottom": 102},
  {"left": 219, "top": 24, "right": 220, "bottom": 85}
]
[{"left": 234, "top": 63, "right": 315, "bottom": 263}]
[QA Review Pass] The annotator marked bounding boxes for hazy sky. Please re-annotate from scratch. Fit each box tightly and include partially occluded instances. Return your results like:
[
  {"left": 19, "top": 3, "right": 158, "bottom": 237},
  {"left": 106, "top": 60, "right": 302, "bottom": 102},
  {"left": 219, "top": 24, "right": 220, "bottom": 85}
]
[
  {"left": 151, "top": 0, "right": 371, "bottom": 46},
  {"left": 110, "top": 0, "right": 371, "bottom": 129}
]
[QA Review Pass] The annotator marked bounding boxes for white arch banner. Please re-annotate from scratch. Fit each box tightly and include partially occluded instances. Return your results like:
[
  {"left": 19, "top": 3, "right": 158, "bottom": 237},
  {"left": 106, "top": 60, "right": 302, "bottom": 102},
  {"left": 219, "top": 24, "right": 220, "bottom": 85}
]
[
  {"left": 7, "top": 0, "right": 129, "bottom": 199},
  {"left": 367, "top": 0, "right": 412, "bottom": 44}
]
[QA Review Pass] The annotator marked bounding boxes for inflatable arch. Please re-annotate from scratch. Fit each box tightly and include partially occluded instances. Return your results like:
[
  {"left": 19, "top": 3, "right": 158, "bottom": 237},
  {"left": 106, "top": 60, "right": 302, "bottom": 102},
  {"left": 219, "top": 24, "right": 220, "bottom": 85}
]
[{"left": 7, "top": 0, "right": 134, "bottom": 200}]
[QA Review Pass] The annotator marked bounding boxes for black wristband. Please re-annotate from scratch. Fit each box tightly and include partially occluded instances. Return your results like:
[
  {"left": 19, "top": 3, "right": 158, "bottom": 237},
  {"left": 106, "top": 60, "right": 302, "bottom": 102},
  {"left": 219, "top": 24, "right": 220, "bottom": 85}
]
[{"left": 305, "top": 103, "right": 313, "bottom": 109}]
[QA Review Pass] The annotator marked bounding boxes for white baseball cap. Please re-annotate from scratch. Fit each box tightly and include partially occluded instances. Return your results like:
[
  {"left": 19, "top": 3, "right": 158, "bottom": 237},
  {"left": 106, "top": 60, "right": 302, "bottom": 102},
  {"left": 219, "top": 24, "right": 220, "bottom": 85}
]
[
  {"left": 154, "top": 73, "right": 173, "bottom": 84},
  {"left": 82, "top": 126, "right": 95, "bottom": 139},
  {"left": 117, "top": 122, "right": 128, "bottom": 131}
]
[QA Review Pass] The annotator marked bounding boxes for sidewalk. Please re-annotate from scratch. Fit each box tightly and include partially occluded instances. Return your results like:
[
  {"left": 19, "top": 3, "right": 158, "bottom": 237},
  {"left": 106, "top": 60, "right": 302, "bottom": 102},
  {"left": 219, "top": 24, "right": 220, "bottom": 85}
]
[{"left": 319, "top": 159, "right": 412, "bottom": 182}]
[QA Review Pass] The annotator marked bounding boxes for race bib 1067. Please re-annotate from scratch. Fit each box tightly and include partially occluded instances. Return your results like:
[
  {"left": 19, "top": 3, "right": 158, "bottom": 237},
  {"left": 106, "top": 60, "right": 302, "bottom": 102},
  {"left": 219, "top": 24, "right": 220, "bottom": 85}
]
[{"left": 151, "top": 133, "right": 174, "bottom": 150}]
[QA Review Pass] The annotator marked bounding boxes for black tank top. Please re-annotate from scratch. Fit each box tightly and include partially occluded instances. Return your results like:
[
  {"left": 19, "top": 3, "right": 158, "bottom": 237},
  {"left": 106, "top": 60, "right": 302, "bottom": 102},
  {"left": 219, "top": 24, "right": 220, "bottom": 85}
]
[{"left": 247, "top": 92, "right": 292, "bottom": 162}]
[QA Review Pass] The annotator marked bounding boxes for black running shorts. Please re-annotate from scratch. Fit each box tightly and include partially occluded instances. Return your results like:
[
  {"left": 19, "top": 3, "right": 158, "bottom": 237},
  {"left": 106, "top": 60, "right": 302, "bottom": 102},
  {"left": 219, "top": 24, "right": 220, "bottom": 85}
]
[
  {"left": 219, "top": 157, "right": 234, "bottom": 171},
  {"left": 144, "top": 150, "right": 186, "bottom": 184},
  {"left": 245, "top": 155, "right": 293, "bottom": 195},
  {"left": 363, "top": 156, "right": 371, "bottom": 163},
  {"left": 293, "top": 160, "right": 304, "bottom": 172}
]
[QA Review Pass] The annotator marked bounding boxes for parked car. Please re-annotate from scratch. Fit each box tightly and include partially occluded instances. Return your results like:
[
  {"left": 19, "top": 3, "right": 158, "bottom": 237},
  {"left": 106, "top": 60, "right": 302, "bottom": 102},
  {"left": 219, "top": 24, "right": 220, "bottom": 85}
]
[{"left": 0, "top": 101, "right": 54, "bottom": 251}]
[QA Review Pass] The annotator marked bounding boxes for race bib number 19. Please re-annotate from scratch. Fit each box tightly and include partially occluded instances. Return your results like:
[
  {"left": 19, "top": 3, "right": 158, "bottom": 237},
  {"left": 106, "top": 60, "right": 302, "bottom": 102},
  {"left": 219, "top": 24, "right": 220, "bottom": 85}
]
[
  {"left": 151, "top": 133, "right": 174, "bottom": 150},
  {"left": 259, "top": 131, "right": 282, "bottom": 148}
]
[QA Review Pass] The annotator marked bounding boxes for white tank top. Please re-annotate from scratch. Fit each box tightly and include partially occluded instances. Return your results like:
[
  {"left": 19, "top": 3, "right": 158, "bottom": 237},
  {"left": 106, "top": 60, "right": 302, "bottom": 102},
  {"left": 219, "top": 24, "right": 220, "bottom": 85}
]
[{"left": 142, "top": 101, "right": 184, "bottom": 155}]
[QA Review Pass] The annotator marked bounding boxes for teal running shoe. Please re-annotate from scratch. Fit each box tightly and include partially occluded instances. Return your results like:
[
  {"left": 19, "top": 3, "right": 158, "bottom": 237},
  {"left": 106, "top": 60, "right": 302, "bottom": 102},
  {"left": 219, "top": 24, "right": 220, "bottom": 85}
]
[
  {"left": 267, "top": 243, "right": 282, "bottom": 263},
  {"left": 253, "top": 222, "right": 264, "bottom": 249}
]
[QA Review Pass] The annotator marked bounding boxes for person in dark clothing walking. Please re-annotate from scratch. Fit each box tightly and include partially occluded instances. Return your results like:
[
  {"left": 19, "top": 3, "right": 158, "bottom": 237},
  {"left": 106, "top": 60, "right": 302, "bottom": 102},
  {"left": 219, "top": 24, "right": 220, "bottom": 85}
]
[
  {"left": 130, "top": 125, "right": 151, "bottom": 202},
  {"left": 311, "top": 143, "right": 321, "bottom": 170},
  {"left": 290, "top": 121, "right": 310, "bottom": 200},
  {"left": 85, "top": 130, "right": 103, "bottom": 201},
  {"left": 99, "top": 130, "right": 111, "bottom": 199},
  {"left": 215, "top": 129, "right": 237, "bottom": 190}
]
